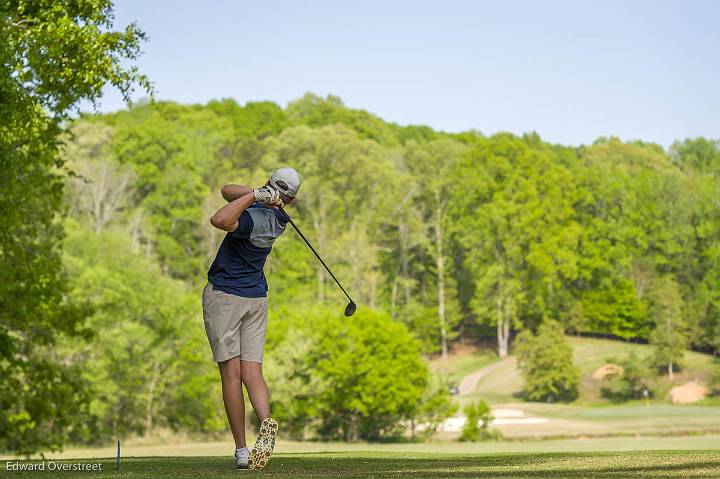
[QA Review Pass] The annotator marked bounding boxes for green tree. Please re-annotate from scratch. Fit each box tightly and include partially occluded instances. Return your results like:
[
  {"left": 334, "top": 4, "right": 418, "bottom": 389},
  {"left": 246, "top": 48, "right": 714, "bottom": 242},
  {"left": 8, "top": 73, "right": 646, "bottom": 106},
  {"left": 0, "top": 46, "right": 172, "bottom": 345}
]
[
  {"left": 63, "top": 121, "right": 135, "bottom": 233},
  {"left": 206, "top": 98, "right": 287, "bottom": 139},
  {"left": 0, "top": 0, "right": 148, "bottom": 454},
  {"left": 262, "top": 124, "right": 397, "bottom": 308},
  {"left": 515, "top": 320, "right": 580, "bottom": 402},
  {"left": 311, "top": 310, "right": 429, "bottom": 441},
  {"left": 674, "top": 172, "right": 720, "bottom": 351},
  {"left": 405, "top": 138, "right": 467, "bottom": 359},
  {"left": 572, "top": 139, "right": 689, "bottom": 342},
  {"left": 459, "top": 400, "right": 497, "bottom": 442},
  {"left": 287, "top": 93, "right": 399, "bottom": 145},
  {"left": 104, "top": 102, "right": 234, "bottom": 279},
  {"left": 267, "top": 308, "right": 432, "bottom": 442},
  {"left": 600, "top": 352, "right": 653, "bottom": 402},
  {"left": 410, "top": 380, "right": 458, "bottom": 440},
  {"left": 263, "top": 318, "right": 318, "bottom": 440},
  {"left": 578, "top": 279, "right": 648, "bottom": 339},
  {"left": 62, "top": 220, "right": 224, "bottom": 441},
  {"left": 670, "top": 137, "right": 720, "bottom": 174},
  {"left": 451, "top": 135, "right": 581, "bottom": 357},
  {"left": 649, "top": 277, "right": 688, "bottom": 380}
]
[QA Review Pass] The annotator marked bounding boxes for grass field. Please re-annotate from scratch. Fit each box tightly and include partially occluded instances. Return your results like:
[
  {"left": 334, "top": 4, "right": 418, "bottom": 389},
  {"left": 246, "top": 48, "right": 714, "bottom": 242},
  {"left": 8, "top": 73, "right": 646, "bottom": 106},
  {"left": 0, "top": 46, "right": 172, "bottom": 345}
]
[
  {"left": 430, "top": 344, "right": 497, "bottom": 385},
  {"left": 5, "top": 435, "right": 718, "bottom": 459},
  {"left": 453, "top": 336, "right": 717, "bottom": 404},
  {"left": 5, "top": 337, "right": 717, "bottom": 478},
  {"left": 429, "top": 336, "right": 720, "bottom": 439},
  {"left": 4, "top": 449, "right": 720, "bottom": 478}
]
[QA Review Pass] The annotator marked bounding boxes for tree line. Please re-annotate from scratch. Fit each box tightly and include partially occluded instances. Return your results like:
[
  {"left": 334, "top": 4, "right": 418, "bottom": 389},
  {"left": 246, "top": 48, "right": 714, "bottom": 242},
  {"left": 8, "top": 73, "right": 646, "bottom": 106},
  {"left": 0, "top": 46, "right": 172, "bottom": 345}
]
[
  {"left": 70, "top": 95, "right": 720, "bottom": 359},
  {"left": 7, "top": 93, "right": 720, "bottom": 452},
  {"left": 49, "top": 95, "right": 719, "bottom": 445}
]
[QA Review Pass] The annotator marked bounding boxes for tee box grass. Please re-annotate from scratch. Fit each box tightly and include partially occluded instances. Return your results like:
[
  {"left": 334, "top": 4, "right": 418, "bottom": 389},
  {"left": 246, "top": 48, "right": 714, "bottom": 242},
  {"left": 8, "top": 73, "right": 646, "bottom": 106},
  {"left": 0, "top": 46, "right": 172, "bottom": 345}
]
[{"left": 3, "top": 450, "right": 720, "bottom": 478}]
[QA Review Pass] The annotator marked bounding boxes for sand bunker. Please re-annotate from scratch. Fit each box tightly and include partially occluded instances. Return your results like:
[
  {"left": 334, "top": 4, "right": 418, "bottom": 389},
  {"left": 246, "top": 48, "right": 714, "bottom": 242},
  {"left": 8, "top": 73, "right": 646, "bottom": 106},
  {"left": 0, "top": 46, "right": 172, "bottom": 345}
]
[
  {"left": 670, "top": 380, "right": 708, "bottom": 404},
  {"left": 592, "top": 363, "right": 625, "bottom": 381}
]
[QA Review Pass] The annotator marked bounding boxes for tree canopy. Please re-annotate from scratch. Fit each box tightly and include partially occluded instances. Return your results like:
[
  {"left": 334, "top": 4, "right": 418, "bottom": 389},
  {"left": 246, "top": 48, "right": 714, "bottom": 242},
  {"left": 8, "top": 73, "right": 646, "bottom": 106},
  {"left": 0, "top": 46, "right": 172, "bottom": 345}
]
[{"left": 1, "top": 0, "right": 149, "bottom": 454}]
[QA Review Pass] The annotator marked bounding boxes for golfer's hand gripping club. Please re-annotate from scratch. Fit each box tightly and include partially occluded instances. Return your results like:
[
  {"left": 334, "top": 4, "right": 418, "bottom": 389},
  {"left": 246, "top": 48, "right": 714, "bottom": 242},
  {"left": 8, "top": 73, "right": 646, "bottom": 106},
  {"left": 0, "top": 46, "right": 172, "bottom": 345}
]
[{"left": 253, "top": 185, "right": 280, "bottom": 205}]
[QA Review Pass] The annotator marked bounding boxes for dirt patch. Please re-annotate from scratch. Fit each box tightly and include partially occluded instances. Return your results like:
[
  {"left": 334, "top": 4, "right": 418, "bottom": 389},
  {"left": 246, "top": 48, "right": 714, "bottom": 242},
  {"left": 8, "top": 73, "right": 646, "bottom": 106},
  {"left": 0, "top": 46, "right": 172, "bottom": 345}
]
[
  {"left": 429, "top": 344, "right": 477, "bottom": 373},
  {"left": 670, "top": 380, "right": 708, "bottom": 404},
  {"left": 591, "top": 363, "right": 625, "bottom": 381},
  {"left": 450, "top": 343, "right": 478, "bottom": 356}
]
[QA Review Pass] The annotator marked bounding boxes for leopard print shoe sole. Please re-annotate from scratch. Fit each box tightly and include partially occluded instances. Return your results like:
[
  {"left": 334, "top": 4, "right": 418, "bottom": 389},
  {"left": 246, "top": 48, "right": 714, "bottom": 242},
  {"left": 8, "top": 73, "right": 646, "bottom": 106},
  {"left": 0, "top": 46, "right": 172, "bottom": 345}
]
[{"left": 248, "top": 417, "right": 278, "bottom": 470}]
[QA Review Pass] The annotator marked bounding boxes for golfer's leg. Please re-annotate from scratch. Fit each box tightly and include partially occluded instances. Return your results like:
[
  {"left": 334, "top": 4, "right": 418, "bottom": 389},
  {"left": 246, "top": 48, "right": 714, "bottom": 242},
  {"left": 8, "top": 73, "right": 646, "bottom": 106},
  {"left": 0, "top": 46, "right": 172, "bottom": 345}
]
[
  {"left": 239, "top": 297, "right": 270, "bottom": 422},
  {"left": 241, "top": 361, "right": 270, "bottom": 422},
  {"left": 218, "top": 357, "right": 246, "bottom": 448}
]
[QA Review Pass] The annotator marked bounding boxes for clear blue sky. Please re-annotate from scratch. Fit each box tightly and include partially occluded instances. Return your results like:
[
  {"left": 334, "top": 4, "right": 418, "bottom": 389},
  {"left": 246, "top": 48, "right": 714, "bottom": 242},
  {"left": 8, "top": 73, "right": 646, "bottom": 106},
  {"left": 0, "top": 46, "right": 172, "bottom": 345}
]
[{"left": 96, "top": 0, "right": 720, "bottom": 147}]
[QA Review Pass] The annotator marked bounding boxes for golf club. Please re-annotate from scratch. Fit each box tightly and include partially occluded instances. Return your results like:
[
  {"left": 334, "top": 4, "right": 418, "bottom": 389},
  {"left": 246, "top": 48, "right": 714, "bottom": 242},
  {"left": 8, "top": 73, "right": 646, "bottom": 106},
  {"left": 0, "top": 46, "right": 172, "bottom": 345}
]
[{"left": 278, "top": 207, "right": 357, "bottom": 317}]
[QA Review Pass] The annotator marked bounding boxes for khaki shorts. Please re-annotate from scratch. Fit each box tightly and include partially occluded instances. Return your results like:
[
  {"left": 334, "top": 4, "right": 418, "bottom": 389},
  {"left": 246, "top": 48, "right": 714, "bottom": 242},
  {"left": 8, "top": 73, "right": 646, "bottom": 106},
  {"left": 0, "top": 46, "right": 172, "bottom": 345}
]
[{"left": 202, "top": 282, "right": 268, "bottom": 363}]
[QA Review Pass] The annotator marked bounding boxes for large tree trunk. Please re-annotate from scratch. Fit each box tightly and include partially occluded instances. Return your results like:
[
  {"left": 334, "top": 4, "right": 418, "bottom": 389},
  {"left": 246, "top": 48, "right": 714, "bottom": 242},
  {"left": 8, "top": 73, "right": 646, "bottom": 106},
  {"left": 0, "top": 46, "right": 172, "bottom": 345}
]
[
  {"left": 369, "top": 270, "right": 377, "bottom": 309},
  {"left": 111, "top": 406, "right": 117, "bottom": 440},
  {"left": 313, "top": 196, "right": 327, "bottom": 303},
  {"left": 391, "top": 218, "right": 407, "bottom": 318},
  {"left": 349, "top": 223, "right": 368, "bottom": 306},
  {"left": 145, "top": 361, "right": 161, "bottom": 437},
  {"left": 400, "top": 220, "right": 411, "bottom": 304},
  {"left": 92, "top": 163, "right": 107, "bottom": 233},
  {"left": 344, "top": 414, "right": 359, "bottom": 442},
  {"left": 497, "top": 298, "right": 510, "bottom": 358},
  {"left": 129, "top": 209, "right": 149, "bottom": 254},
  {"left": 317, "top": 268, "right": 325, "bottom": 302},
  {"left": 391, "top": 276, "right": 399, "bottom": 318},
  {"left": 668, "top": 361, "right": 674, "bottom": 380},
  {"left": 89, "top": 161, "right": 132, "bottom": 234},
  {"left": 402, "top": 232, "right": 411, "bottom": 306},
  {"left": 202, "top": 196, "right": 222, "bottom": 260},
  {"left": 434, "top": 194, "right": 448, "bottom": 360}
]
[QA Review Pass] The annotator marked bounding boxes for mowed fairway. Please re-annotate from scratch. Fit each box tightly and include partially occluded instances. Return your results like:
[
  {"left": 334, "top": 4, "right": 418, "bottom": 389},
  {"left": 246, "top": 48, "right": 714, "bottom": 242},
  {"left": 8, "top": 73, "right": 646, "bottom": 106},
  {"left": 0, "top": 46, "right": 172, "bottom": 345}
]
[{"left": 3, "top": 451, "right": 720, "bottom": 478}]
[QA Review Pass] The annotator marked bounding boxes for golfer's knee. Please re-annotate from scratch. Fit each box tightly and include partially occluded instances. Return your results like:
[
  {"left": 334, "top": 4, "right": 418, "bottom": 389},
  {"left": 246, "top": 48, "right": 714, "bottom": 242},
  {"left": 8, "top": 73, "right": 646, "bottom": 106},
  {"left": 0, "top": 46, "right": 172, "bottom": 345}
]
[
  {"left": 219, "top": 357, "right": 242, "bottom": 382},
  {"left": 241, "top": 363, "right": 264, "bottom": 384}
]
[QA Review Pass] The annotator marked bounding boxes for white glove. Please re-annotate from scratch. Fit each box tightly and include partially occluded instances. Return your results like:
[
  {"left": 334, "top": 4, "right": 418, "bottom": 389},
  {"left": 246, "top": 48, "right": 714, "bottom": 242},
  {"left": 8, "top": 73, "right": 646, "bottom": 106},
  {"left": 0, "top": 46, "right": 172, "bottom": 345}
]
[{"left": 253, "top": 186, "right": 280, "bottom": 204}]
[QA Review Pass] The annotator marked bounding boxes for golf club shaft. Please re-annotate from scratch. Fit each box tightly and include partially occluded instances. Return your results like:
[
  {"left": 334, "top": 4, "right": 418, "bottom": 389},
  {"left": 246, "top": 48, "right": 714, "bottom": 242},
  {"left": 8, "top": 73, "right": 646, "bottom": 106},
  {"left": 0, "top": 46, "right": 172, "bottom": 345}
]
[{"left": 279, "top": 208, "right": 355, "bottom": 304}]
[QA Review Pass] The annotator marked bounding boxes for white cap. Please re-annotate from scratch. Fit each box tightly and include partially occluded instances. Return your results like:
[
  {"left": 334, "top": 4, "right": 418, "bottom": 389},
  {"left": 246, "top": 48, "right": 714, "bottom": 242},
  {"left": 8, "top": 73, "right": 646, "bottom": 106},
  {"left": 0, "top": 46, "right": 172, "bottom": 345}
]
[{"left": 268, "top": 167, "right": 301, "bottom": 198}]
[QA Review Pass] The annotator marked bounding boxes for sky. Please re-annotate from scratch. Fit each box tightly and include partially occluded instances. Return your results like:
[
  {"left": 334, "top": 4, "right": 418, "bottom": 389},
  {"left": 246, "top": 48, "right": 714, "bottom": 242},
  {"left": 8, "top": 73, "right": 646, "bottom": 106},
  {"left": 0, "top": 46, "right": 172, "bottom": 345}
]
[{"left": 95, "top": 0, "right": 720, "bottom": 147}]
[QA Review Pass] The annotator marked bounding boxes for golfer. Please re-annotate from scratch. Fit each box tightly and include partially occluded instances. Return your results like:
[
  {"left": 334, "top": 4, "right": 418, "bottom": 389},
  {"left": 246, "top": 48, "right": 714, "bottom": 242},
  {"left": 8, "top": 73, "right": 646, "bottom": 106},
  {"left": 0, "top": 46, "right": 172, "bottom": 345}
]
[{"left": 202, "top": 167, "right": 301, "bottom": 470}]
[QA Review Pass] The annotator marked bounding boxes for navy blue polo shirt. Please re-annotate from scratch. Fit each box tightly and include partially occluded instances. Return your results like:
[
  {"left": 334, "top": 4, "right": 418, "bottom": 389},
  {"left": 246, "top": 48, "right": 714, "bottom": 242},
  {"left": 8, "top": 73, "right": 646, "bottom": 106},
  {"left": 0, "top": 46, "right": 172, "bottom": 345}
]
[{"left": 207, "top": 204, "right": 288, "bottom": 297}]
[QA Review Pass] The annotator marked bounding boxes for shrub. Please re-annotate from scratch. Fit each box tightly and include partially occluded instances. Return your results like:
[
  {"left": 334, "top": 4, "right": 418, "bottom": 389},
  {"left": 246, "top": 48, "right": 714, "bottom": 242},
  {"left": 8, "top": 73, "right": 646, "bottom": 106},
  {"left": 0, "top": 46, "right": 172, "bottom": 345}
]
[
  {"left": 459, "top": 400, "right": 501, "bottom": 442},
  {"left": 266, "top": 307, "right": 449, "bottom": 442},
  {"left": 515, "top": 320, "right": 580, "bottom": 402},
  {"left": 412, "top": 378, "right": 458, "bottom": 440},
  {"left": 601, "top": 352, "right": 654, "bottom": 402},
  {"left": 708, "top": 361, "right": 720, "bottom": 397}
]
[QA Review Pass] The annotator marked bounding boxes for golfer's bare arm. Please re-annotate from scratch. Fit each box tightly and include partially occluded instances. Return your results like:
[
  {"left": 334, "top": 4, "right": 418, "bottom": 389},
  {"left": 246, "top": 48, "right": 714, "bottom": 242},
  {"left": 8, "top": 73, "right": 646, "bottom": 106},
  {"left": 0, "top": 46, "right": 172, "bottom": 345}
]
[
  {"left": 221, "top": 184, "right": 253, "bottom": 202},
  {"left": 210, "top": 193, "right": 255, "bottom": 232}
]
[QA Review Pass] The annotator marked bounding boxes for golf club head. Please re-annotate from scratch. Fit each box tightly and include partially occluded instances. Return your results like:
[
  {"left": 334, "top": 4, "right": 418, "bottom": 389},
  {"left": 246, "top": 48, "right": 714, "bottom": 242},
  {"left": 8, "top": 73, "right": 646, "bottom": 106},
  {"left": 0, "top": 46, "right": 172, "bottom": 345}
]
[{"left": 344, "top": 301, "right": 357, "bottom": 317}]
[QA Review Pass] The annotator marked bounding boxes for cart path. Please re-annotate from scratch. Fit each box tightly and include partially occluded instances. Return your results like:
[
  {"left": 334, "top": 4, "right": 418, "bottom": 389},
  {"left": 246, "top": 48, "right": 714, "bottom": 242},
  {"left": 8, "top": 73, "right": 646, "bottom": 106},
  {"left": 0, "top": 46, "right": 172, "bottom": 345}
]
[{"left": 457, "top": 357, "right": 515, "bottom": 396}]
